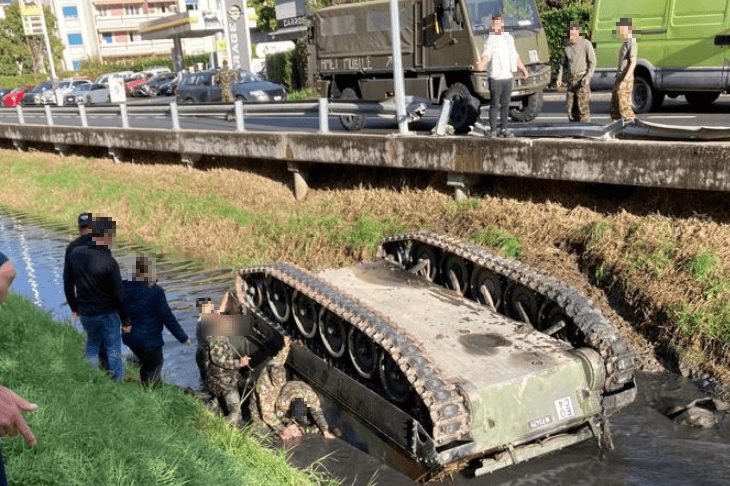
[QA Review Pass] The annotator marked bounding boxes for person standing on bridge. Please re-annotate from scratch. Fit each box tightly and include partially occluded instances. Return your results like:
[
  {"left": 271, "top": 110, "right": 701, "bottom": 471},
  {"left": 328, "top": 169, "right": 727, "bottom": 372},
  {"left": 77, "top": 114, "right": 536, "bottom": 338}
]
[
  {"left": 215, "top": 60, "right": 238, "bottom": 103},
  {"left": 610, "top": 18, "right": 637, "bottom": 123},
  {"left": 556, "top": 21, "right": 596, "bottom": 122},
  {"left": 477, "top": 13, "right": 529, "bottom": 138}
]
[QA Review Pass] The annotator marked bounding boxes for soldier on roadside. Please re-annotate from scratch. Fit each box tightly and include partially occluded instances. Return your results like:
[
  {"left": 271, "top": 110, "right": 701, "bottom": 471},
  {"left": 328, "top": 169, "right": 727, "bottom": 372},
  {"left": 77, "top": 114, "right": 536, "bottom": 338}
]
[
  {"left": 215, "top": 60, "right": 237, "bottom": 103},
  {"left": 556, "top": 21, "right": 596, "bottom": 122},
  {"left": 248, "top": 335, "right": 335, "bottom": 443},
  {"left": 610, "top": 18, "right": 638, "bottom": 122}
]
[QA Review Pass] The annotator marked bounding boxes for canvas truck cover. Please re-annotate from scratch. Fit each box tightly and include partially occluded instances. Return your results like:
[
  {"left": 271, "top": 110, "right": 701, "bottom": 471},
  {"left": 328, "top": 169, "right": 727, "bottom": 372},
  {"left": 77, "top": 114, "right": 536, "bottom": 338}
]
[{"left": 313, "top": 0, "right": 415, "bottom": 58}]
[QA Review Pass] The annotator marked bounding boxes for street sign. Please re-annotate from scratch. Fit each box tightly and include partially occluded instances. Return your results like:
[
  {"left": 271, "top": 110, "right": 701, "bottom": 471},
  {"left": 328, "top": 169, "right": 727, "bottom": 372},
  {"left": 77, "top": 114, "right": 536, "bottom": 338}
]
[{"left": 108, "top": 77, "right": 127, "bottom": 104}]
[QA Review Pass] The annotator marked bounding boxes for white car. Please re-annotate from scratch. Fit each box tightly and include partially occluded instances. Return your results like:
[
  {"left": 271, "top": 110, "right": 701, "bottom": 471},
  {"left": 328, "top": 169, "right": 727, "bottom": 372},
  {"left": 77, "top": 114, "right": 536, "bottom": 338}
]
[
  {"left": 43, "top": 80, "right": 90, "bottom": 105},
  {"left": 65, "top": 83, "right": 110, "bottom": 105},
  {"left": 95, "top": 71, "right": 134, "bottom": 85}
]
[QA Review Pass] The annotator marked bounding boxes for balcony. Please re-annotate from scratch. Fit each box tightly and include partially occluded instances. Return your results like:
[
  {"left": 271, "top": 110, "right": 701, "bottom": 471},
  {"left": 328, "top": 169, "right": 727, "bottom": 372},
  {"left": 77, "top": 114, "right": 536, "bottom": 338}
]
[
  {"left": 95, "top": 14, "right": 163, "bottom": 32},
  {"left": 99, "top": 39, "right": 174, "bottom": 58}
]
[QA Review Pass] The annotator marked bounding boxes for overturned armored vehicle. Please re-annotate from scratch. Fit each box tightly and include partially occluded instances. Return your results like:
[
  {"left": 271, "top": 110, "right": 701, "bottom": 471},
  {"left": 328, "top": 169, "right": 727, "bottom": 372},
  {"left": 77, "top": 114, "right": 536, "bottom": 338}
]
[{"left": 227, "top": 232, "right": 637, "bottom": 480}]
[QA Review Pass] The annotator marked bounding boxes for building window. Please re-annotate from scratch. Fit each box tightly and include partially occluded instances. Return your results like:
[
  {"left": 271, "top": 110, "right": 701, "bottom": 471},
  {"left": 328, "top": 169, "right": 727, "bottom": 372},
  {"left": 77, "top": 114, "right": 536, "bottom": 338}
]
[
  {"left": 186, "top": 0, "right": 198, "bottom": 11},
  {"left": 71, "top": 60, "right": 81, "bottom": 71},
  {"left": 96, "top": 6, "right": 108, "bottom": 16},
  {"left": 62, "top": 5, "right": 78, "bottom": 19},
  {"left": 67, "top": 33, "right": 83, "bottom": 46},
  {"left": 125, "top": 4, "right": 141, "bottom": 15},
  {"left": 128, "top": 32, "right": 141, "bottom": 42},
  {"left": 102, "top": 32, "right": 113, "bottom": 44}
]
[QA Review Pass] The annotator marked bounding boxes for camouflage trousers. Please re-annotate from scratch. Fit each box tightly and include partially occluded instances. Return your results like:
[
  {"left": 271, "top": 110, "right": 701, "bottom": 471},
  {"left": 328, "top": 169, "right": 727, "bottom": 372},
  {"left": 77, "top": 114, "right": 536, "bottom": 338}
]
[
  {"left": 566, "top": 74, "right": 591, "bottom": 122},
  {"left": 222, "top": 86, "right": 233, "bottom": 103},
  {"left": 610, "top": 75, "right": 635, "bottom": 121}
]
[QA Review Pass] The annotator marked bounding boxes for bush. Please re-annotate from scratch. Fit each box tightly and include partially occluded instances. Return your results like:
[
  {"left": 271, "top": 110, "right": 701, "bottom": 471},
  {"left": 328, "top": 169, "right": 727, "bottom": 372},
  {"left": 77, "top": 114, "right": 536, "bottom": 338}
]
[
  {"left": 539, "top": 1, "right": 593, "bottom": 79},
  {"left": 265, "top": 41, "right": 307, "bottom": 90}
]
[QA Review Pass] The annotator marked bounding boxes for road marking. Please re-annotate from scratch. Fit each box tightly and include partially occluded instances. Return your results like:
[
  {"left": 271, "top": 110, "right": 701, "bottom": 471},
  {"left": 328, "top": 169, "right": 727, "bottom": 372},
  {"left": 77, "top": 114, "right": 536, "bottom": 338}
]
[{"left": 645, "top": 115, "right": 696, "bottom": 119}]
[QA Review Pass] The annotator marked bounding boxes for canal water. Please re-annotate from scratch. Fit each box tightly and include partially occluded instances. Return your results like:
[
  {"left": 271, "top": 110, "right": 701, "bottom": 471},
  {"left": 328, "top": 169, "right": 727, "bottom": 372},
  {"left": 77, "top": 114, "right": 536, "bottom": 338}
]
[{"left": 0, "top": 211, "right": 727, "bottom": 485}]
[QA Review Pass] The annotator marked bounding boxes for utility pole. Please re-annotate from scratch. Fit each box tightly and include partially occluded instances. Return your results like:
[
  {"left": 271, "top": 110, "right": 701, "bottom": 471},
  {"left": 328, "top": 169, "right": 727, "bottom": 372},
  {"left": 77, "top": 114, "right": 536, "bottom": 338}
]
[
  {"left": 38, "top": 1, "right": 57, "bottom": 81},
  {"left": 218, "top": 0, "right": 233, "bottom": 65},
  {"left": 388, "top": 0, "right": 408, "bottom": 135}
]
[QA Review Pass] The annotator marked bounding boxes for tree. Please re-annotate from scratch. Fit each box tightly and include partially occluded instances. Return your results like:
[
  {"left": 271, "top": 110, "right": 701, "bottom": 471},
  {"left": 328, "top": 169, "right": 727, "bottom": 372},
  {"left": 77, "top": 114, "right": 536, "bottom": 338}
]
[
  {"left": 252, "top": 0, "right": 277, "bottom": 32},
  {"left": 0, "top": 2, "right": 64, "bottom": 76}
]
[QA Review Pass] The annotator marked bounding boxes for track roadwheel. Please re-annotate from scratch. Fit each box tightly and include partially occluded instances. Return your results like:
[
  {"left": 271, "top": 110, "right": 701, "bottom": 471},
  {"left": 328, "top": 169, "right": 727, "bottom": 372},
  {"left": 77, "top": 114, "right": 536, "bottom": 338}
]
[
  {"left": 243, "top": 276, "right": 265, "bottom": 309},
  {"left": 348, "top": 328, "right": 378, "bottom": 379},
  {"left": 538, "top": 303, "right": 571, "bottom": 342},
  {"left": 509, "top": 90, "right": 544, "bottom": 122},
  {"left": 505, "top": 283, "right": 539, "bottom": 325},
  {"left": 443, "top": 254, "right": 469, "bottom": 295},
  {"left": 292, "top": 291, "right": 318, "bottom": 338},
  {"left": 338, "top": 87, "right": 365, "bottom": 131},
  {"left": 265, "top": 278, "right": 291, "bottom": 323},
  {"left": 470, "top": 267, "right": 503, "bottom": 311},
  {"left": 410, "top": 244, "right": 440, "bottom": 282},
  {"left": 380, "top": 352, "right": 410, "bottom": 403},
  {"left": 318, "top": 309, "right": 347, "bottom": 358},
  {"left": 444, "top": 82, "right": 480, "bottom": 133},
  {"left": 383, "top": 242, "right": 410, "bottom": 267}
]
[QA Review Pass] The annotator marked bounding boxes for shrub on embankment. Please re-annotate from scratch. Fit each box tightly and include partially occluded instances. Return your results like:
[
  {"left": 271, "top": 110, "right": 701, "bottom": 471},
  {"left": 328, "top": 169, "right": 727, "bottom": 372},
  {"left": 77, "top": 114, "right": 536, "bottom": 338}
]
[
  {"left": 0, "top": 150, "right": 727, "bottom": 387},
  {"left": 0, "top": 294, "right": 326, "bottom": 485}
]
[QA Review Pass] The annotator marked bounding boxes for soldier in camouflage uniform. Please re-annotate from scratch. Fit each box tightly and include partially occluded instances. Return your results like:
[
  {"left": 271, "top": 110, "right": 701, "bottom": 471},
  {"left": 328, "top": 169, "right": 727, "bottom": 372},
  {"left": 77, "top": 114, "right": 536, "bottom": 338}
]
[
  {"left": 215, "top": 60, "right": 237, "bottom": 103},
  {"left": 556, "top": 22, "right": 595, "bottom": 122},
  {"left": 202, "top": 324, "right": 251, "bottom": 425},
  {"left": 610, "top": 18, "right": 637, "bottom": 122},
  {"left": 249, "top": 335, "right": 335, "bottom": 442}
]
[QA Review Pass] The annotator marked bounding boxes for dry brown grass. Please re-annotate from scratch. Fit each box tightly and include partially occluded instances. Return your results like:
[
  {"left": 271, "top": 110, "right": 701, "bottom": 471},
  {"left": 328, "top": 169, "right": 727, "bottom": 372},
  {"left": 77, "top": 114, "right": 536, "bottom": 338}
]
[{"left": 0, "top": 149, "right": 728, "bottom": 385}]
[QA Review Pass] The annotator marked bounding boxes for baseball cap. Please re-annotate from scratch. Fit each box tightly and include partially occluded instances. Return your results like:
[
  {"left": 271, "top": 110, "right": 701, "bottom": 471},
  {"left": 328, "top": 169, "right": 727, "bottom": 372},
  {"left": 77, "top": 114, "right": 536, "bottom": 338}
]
[
  {"left": 617, "top": 18, "right": 632, "bottom": 27},
  {"left": 77, "top": 212, "right": 92, "bottom": 229},
  {"left": 569, "top": 21, "right": 581, "bottom": 29}
]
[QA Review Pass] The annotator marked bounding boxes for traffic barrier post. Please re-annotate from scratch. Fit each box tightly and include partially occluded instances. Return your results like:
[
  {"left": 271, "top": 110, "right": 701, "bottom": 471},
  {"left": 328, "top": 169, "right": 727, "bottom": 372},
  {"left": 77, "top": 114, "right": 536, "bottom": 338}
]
[
  {"left": 318, "top": 98, "right": 329, "bottom": 133},
  {"left": 235, "top": 99, "right": 245, "bottom": 132}
]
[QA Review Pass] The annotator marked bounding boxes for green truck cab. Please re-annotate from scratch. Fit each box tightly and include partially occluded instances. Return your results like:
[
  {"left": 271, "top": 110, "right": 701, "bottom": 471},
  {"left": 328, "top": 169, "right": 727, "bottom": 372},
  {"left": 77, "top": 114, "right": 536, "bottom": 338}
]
[
  {"left": 308, "top": 0, "right": 551, "bottom": 132},
  {"left": 591, "top": 0, "right": 730, "bottom": 113}
]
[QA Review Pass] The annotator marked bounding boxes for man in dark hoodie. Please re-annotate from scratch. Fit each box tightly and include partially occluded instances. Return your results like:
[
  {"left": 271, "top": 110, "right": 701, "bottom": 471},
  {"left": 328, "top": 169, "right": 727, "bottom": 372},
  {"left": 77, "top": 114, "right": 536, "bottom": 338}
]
[
  {"left": 64, "top": 216, "right": 128, "bottom": 381},
  {"left": 122, "top": 256, "right": 190, "bottom": 386}
]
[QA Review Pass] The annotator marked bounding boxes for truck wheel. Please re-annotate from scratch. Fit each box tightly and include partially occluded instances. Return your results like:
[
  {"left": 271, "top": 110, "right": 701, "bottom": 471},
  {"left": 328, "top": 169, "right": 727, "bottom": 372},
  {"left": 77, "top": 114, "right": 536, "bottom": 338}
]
[
  {"left": 632, "top": 76, "right": 657, "bottom": 114},
  {"left": 685, "top": 92, "right": 720, "bottom": 109},
  {"left": 338, "top": 87, "right": 366, "bottom": 131},
  {"left": 509, "top": 90, "right": 543, "bottom": 122},
  {"left": 444, "top": 82, "right": 480, "bottom": 133}
]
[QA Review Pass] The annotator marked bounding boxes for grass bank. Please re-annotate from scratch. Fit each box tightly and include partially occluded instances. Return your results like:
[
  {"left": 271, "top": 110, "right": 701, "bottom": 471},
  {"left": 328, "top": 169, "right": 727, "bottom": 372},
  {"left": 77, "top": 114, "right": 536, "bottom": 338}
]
[
  {"left": 0, "top": 150, "right": 727, "bottom": 387},
  {"left": 0, "top": 294, "right": 327, "bottom": 485}
]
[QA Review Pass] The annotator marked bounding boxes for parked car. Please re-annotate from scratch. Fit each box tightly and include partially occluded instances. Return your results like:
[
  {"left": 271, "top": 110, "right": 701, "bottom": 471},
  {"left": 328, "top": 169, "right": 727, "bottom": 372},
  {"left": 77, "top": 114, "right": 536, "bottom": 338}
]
[
  {"left": 50, "top": 79, "right": 90, "bottom": 105},
  {"left": 2, "top": 85, "right": 34, "bottom": 107},
  {"left": 142, "top": 66, "right": 171, "bottom": 78},
  {"left": 232, "top": 71, "right": 287, "bottom": 102},
  {"left": 136, "top": 72, "right": 177, "bottom": 96},
  {"left": 0, "top": 88, "right": 12, "bottom": 99},
  {"left": 21, "top": 81, "right": 54, "bottom": 105},
  {"left": 125, "top": 72, "right": 151, "bottom": 96},
  {"left": 177, "top": 69, "right": 287, "bottom": 103},
  {"left": 157, "top": 76, "right": 180, "bottom": 96},
  {"left": 95, "top": 71, "right": 134, "bottom": 85},
  {"left": 66, "top": 83, "right": 110, "bottom": 105}
]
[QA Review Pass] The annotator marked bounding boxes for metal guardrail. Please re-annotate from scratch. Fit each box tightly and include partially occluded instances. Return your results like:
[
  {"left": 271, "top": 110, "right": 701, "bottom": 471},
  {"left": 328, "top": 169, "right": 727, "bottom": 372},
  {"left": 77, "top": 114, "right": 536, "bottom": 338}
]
[{"left": 0, "top": 98, "right": 433, "bottom": 134}]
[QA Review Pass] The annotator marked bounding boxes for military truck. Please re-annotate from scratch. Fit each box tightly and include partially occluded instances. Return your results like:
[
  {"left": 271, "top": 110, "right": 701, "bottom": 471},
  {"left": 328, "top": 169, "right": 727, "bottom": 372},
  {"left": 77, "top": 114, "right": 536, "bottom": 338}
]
[
  {"left": 225, "top": 232, "right": 636, "bottom": 480},
  {"left": 307, "top": 0, "right": 552, "bottom": 132}
]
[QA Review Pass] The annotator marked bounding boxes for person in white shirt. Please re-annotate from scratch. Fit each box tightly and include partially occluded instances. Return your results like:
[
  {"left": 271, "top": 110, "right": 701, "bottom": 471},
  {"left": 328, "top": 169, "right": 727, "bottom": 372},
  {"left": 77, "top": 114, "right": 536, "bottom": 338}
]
[{"left": 477, "top": 13, "right": 529, "bottom": 137}]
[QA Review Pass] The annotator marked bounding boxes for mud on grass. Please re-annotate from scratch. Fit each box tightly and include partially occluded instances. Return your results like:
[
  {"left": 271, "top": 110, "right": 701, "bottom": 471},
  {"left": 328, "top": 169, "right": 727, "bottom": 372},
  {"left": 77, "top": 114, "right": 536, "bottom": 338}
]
[{"left": 0, "top": 149, "right": 728, "bottom": 388}]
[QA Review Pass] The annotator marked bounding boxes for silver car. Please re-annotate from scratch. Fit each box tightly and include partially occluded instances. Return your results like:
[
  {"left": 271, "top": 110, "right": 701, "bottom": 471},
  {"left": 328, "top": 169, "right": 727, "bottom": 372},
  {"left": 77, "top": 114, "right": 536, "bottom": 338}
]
[{"left": 65, "top": 83, "right": 110, "bottom": 105}]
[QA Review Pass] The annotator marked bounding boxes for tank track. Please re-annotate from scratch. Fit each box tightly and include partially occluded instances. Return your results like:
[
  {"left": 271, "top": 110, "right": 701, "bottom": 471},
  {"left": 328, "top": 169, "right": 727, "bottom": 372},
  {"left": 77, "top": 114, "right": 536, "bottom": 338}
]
[
  {"left": 378, "top": 232, "right": 637, "bottom": 414},
  {"left": 236, "top": 262, "right": 471, "bottom": 447}
]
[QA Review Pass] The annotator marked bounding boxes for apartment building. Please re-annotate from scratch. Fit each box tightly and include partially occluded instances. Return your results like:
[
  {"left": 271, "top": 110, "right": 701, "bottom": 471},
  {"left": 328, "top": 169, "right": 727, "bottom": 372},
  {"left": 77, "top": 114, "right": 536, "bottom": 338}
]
[{"left": 47, "top": 0, "right": 219, "bottom": 71}]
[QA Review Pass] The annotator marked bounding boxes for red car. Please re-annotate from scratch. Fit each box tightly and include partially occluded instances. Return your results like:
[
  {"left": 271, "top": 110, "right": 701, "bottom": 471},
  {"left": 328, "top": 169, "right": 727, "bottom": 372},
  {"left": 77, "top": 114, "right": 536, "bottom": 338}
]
[
  {"left": 125, "top": 73, "right": 151, "bottom": 96},
  {"left": 2, "top": 85, "right": 35, "bottom": 107}
]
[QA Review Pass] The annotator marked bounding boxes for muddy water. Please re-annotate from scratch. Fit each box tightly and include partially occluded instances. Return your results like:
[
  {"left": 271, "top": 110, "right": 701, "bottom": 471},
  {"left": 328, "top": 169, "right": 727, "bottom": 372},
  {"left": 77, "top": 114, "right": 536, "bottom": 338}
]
[{"left": 0, "top": 212, "right": 728, "bottom": 485}]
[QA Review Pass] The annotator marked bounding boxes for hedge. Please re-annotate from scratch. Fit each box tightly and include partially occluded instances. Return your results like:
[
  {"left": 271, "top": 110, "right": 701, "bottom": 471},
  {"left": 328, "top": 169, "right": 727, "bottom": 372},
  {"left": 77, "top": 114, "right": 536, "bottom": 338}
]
[{"left": 264, "top": 40, "right": 307, "bottom": 90}]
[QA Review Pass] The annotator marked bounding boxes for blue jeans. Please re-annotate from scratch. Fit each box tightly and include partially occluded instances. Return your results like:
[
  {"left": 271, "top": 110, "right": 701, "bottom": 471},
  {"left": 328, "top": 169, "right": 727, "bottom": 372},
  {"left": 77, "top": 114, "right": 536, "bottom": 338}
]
[
  {"left": 80, "top": 313, "right": 124, "bottom": 380},
  {"left": 0, "top": 442, "right": 7, "bottom": 486}
]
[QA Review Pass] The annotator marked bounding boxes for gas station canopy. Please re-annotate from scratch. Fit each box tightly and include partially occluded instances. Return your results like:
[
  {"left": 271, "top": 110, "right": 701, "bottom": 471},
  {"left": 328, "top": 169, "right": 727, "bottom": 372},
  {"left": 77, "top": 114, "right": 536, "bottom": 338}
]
[{"left": 139, "top": 10, "right": 223, "bottom": 40}]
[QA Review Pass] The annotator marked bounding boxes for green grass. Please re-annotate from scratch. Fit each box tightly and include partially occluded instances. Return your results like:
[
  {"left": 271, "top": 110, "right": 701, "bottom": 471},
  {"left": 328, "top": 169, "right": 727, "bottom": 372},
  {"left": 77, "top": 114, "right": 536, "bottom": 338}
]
[
  {"left": 626, "top": 237, "right": 676, "bottom": 277},
  {"left": 0, "top": 295, "right": 329, "bottom": 486},
  {"left": 286, "top": 88, "right": 320, "bottom": 101},
  {"left": 581, "top": 220, "right": 612, "bottom": 250},
  {"left": 672, "top": 300, "right": 730, "bottom": 345},
  {"left": 470, "top": 226, "right": 524, "bottom": 259},
  {"left": 685, "top": 251, "right": 719, "bottom": 282}
]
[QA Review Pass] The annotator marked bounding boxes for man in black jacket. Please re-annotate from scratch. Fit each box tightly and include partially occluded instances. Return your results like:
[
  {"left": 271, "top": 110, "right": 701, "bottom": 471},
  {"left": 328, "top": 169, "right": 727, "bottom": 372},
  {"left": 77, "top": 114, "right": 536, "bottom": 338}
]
[
  {"left": 63, "top": 212, "right": 109, "bottom": 369},
  {"left": 64, "top": 217, "right": 129, "bottom": 381}
]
